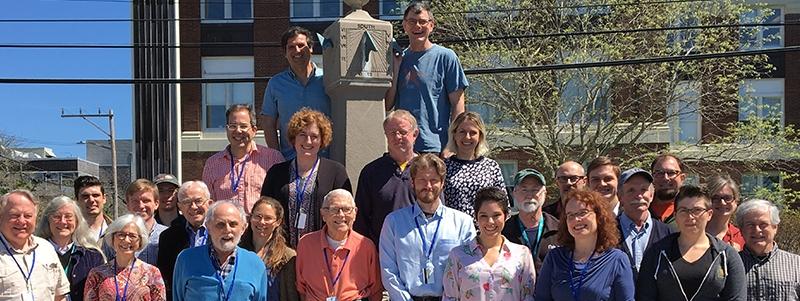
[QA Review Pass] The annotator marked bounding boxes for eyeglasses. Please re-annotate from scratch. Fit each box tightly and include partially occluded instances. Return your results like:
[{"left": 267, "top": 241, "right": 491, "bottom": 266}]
[
  {"left": 385, "top": 129, "right": 412, "bottom": 138},
  {"left": 251, "top": 214, "right": 276, "bottom": 223},
  {"left": 178, "top": 197, "right": 207, "bottom": 207},
  {"left": 565, "top": 209, "right": 594, "bottom": 221},
  {"left": 711, "top": 195, "right": 736, "bottom": 204},
  {"left": 556, "top": 175, "right": 585, "bottom": 184},
  {"left": 322, "top": 206, "right": 355, "bottom": 214},
  {"left": 49, "top": 214, "right": 76, "bottom": 222},
  {"left": 404, "top": 18, "right": 432, "bottom": 26},
  {"left": 225, "top": 124, "right": 252, "bottom": 131},
  {"left": 652, "top": 169, "right": 682, "bottom": 179},
  {"left": 676, "top": 207, "right": 709, "bottom": 217},
  {"left": 113, "top": 232, "right": 140, "bottom": 242}
]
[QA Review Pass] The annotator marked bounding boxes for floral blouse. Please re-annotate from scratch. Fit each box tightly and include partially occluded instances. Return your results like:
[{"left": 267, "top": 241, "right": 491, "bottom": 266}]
[
  {"left": 443, "top": 237, "right": 536, "bottom": 301},
  {"left": 84, "top": 259, "right": 167, "bottom": 301}
]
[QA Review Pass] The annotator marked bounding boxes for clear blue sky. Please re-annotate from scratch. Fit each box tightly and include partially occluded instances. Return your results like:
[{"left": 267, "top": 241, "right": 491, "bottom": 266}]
[{"left": 0, "top": 0, "right": 132, "bottom": 159}]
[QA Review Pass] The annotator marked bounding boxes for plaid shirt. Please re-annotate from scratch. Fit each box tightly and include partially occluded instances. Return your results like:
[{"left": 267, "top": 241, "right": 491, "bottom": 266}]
[
  {"left": 740, "top": 245, "right": 800, "bottom": 301},
  {"left": 209, "top": 246, "right": 237, "bottom": 279}
]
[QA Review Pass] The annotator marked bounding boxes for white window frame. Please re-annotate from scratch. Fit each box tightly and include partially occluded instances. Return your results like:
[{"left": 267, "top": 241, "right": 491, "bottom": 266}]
[
  {"left": 740, "top": 6, "right": 784, "bottom": 50},
  {"left": 200, "top": 0, "right": 254, "bottom": 23},
  {"left": 669, "top": 81, "right": 702, "bottom": 144},
  {"left": 379, "top": 0, "right": 403, "bottom": 20},
  {"left": 201, "top": 56, "right": 255, "bottom": 131},
  {"left": 290, "top": 0, "right": 343, "bottom": 22},
  {"left": 738, "top": 79, "right": 785, "bottom": 126}
]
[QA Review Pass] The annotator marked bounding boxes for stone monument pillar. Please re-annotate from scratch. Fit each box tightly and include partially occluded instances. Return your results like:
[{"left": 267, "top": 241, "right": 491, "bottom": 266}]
[{"left": 322, "top": 0, "right": 393, "bottom": 190}]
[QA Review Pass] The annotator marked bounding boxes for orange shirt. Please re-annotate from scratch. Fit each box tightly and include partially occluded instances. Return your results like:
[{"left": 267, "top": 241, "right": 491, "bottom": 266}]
[
  {"left": 650, "top": 200, "right": 675, "bottom": 222},
  {"left": 296, "top": 227, "right": 383, "bottom": 301},
  {"left": 723, "top": 223, "right": 745, "bottom": 250}
]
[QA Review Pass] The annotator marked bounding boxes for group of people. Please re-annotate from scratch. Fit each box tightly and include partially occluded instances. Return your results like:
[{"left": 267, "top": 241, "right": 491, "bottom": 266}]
[{"left": 2, "top": 2, "right": 799, "bottom": 301}]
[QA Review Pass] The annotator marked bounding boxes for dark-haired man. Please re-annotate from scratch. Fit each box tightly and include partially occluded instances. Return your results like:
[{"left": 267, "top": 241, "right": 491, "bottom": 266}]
[
  {"left": 262, "top": 26, "right": 331, "bottom": 159},
  {"left": 649, "top": 154, "right": 686, "bottom": 225},
  {"left": 73, "top": 175, "right": 112, "bottom": 241}
]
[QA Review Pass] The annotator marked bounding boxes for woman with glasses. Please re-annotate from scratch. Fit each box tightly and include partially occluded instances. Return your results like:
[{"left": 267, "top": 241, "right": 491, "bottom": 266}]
[
  {"left": 443, "top": 111, "right": 506, "bottom": 217},
  {"left": 705, "top": 175, "right": 745, "bottom": 251},
  {"left": 36, "top": 196, "right": 106, "bottom": 301},
  {"left": 240, "top": 197, "right": 299, "bottom": 301},
  {"left": 85, "top": 214, "right": 166, "bottom": 301},
  {"left": 261, "top": 108, "right": 352, "bottom": 247},
  {"left": 637, "top": 185, "right": 746, "bottom": 301},
  {"left": 443, "top": 187, "right": 536, "bottom": 300},
  {"left": 534, "top": 190, "right": 634, "bottom": 301}
]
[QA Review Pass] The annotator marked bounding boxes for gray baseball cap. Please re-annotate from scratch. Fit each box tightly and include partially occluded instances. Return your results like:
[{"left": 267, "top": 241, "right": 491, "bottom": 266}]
[
  {"left": 618, "top": 168, "right": 653, "bottom": 191},
  {"left": 153, "top": 173, "right": 180, "bottom": 187}
]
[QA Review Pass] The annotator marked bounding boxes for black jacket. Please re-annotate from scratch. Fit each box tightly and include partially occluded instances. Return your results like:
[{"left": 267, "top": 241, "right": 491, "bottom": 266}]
[
  {"left": 616, "top": 214, "right": 674, "bottom": 279},
  {"left": 65, "top": 246, "right": 105, "bottom": 301},
  {"left": 157, "top": 217, "right": 192, "bottom": 301},
  {"left": 502, "top": 212, "right": 559, "bottom": 272}
]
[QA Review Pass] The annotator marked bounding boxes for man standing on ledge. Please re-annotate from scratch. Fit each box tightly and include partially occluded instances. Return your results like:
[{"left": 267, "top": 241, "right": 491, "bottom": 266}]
[
  {"left": 384, "top": 2, "right": 469, "bottom": 155},
  {"left": 262, "top": 26, "right": 331, "bottom": 159}
]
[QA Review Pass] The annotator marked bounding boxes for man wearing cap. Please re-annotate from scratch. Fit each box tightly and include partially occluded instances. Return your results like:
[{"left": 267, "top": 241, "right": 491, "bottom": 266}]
[
  {"left": 616, "top": 168, "right": 674, "bottom": 275},
  {"left": 502, "top": 168, "right": 559, "bottom": 272},
  {"left": 154, "top": 173, "right": 183, "bottom": 227}
]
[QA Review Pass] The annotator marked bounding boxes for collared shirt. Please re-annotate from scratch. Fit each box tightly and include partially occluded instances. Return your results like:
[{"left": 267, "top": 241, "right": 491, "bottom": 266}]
[
  {"left": 186, "top": 223, "right": 208, "bottom": 248},
  {"left": 740, "top": 245, "right": 800, "bottom": 301},
  {"left": 202, "top": 144, "right": 285, "bottom": 214},
  {"left": 379, "top": 202, "right": 476, "bottom": 300},
  {"left": 443, "top": 237, "right": 536, "bottom": 301},
  {"left": 0, "top": 234, "right": 70, "bottom": 301},
  {"left": 650, "top": 200, "right": 675, "bottom": 224},
  {"left": 262, "top": 65, "right": 331, "bottom": 159},
  {"left": 618, "top": 213, "right": 653, "bottom": 270},
  {"left": 209, "top": 246, "right": 236, "bottom": 279},
  {"left": 296, "top": 227, "right": 383, "bottom": 301}
]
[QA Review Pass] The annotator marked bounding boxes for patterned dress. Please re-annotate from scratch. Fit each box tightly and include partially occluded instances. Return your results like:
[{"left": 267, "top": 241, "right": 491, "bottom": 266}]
[
  {"left": 444, "top": 156, "right": 506, "bottom": 217},
  {"left": 84, "top": 259, "right": 166, "bottom": 301},
  {"left": 443, "top": 237, "right": 536, "bottom": 301}
]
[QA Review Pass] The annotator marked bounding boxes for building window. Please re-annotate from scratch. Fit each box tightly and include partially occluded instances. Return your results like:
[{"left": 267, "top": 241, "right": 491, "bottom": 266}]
[
  {"left": 496, "top": 160, "right": 518, "bottom": 187},
  {"left": 558, "top": 74, "right": 609, "bottom": 125},
  {"left": 667, "top": 14, "right": 698, "bottom": 53},
  {"left": 202, "top": 57, "right": 254, "bottom": 130},
  {"left": 291, "top": 0, "right": 342, "bottom": 20},
  {"left": 380, "top": 0, "right": 402, "bottom": 19},
  {"left": 202, "top": 0, "right": 252, "bottom": 22},
  {"left": 740, "top": 7, "right": 783, "bottom": 49},
  {"left": 738, "top": 79, "right": 784, "bottom": 126},
  {"left": 669, "top": 81, "right": 701, "bottom": 144},
  {"left": 741, "top": 172, "right": 781, "bottom": 197}
]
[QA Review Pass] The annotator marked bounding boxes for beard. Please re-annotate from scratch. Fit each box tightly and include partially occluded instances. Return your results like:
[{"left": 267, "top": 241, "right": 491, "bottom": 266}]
[
  {"left": 518, "top": 200, "right": 541, "bottom": 213},
  {"left": 215, "top": 235, "right": 241, "bottom": 253},
  {"left": 655, "top": 188, "right": 678, "bottom": 201}
]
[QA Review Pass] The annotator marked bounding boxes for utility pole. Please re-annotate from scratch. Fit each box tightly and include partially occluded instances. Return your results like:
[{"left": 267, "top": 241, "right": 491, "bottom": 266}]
[{"left": 61, "top": 109, "right": 119, "bottom": 219}]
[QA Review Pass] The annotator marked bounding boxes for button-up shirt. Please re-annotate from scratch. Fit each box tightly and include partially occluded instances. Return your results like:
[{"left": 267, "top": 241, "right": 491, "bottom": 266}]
[
  {"left": 202, "top": 144, "right": 284, "bottom": 214},
  {"left": 0, "top": 234, "right": 70, "bottom": 301},
  {"left": 740, "top": 245, "right": 800, "bottom": 301},
  {"left": 619, "top": 213, "right": 652, "bottom": 270},
  {"left": 379, "top": 202, "right": 476, "bottom": 300},
  {"left": 209, "top": 247, "right": 236, "bottom": 279},
  {"left": 186, "top": 223, "right": 208, "bottom": 248}
]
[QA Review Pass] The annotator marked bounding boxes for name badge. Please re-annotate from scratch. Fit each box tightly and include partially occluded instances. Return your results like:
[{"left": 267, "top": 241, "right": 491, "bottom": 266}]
[
  {"left": 326, "top": 297, "right": 337, "bottom": 301},
  {"left": 297, "top": 209, "right": 308, "bottom": 230},
  {"left": 21, "top": 291, "right": 34, "bottom": 301}
]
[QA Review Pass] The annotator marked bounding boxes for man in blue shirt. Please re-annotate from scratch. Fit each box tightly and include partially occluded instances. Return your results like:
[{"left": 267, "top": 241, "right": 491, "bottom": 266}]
[
  {"left": 384, "top": 2, "right": 469, "bottom": 154},
  {"left": 379, "top": 153, "right": 475, "bottom": 300},
  {"left": 616, "top": 168, "right": 673, "bottom": 275},
  {"left": 262, "top": 26, "right": 331, "bottom": 159}
]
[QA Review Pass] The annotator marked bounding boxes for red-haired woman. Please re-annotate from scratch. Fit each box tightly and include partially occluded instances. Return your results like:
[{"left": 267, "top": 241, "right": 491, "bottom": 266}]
[{"left": 534, "top": 190, "right": 635, "bottom": 301}]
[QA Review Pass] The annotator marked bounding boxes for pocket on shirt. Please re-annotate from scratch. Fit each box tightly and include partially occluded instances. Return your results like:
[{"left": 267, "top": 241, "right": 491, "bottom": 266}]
[{"left": 0, "top": 264, "right": 26, "bottom": 296}]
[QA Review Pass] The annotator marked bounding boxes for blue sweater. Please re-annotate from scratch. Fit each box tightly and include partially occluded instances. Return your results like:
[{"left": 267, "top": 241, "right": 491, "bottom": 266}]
[
  {"left": 534, "top": 247, "right": 635, "bottom": 301},
  {"left": 172, "top": 245, "right": 268, "bottom": 301}
]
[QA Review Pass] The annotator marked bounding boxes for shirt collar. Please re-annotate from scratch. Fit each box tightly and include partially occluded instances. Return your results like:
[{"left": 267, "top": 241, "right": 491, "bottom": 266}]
[
  {"left": 209, "top": 245, "right": 237, "bottom": 267},
  {"left": 468, "top": 236, "right": 511, "bottom": 254},
  {"left": 288, "top": 63, "right": 319, "bottom": 80},
  {"left": 0, "top": 233, "right": 37, "bottom": 254},
  {"left": 224, "top": 143, "right": 258, "bottom": 159},
  {"left": 319, "top": 225, "right": 354, "bottom": 252},
  {"left": 412, "top": 202, "right": 444, "bottom": 219},
  {"left": 47, "top": 239, "right": 74, "bottom": 255},
  {"left": 620, "top": 213, "right": 651, "bottom": 233}
]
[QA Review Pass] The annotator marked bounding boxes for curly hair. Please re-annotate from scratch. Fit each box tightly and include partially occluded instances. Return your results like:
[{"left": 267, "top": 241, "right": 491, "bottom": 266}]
[
  {"left": 557, "top": 190, "right": 620, "bottom": 253},
  {"left": 286, "top": 108, "right": 333, "bottom": 149}
]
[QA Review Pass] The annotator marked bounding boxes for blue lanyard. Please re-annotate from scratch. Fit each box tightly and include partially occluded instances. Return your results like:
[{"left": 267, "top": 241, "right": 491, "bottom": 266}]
[
  {"left": 568, "top": 251, "right": 594, "bottom": 301},
  {"left": 413, "top": 206, "right": 442, "bottom": 260},
  {"left": 228, "top": 147, "right": 250, "bottom": 193},
  {"left": 112, "top": 257, "right": 137, "bottom": 301},
  {"left": 213, "top": 253, "right": 239, "bottom": 301},
  {"left": 322, "top": 249, "right": 351, "bottom": 294},
  {"left": 518, "top": 217, "right": 545, "bottom": 256},
  {"left": 0, "top": 236, "right": 36, "bottom": 289},
  {"left": 293, "top": 158, "right": 319, "bottom": 210}
]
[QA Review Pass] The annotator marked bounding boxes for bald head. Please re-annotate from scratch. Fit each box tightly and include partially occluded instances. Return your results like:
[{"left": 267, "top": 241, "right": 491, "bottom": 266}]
[{"left": 555, "top": 161, "right": 586, "bottom": 201}]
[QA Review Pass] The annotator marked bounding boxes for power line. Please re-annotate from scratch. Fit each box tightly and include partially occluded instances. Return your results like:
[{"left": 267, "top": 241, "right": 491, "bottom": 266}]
[
  {"left": 0, "top": 46, "right": 796, "bottom": 84},
  {"left": 0, "top": 21, "right": 792, "bottom": 49}
]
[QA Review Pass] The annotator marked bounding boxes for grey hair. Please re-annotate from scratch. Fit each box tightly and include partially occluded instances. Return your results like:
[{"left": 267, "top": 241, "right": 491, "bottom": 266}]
[
  {"left": 322, "top": 189, "right": 355, "bottom": 208},
  {"left": 0, "top": 189, "right": 39, "bottom": 212},
  {"left": 706, "top": 175, "right": 740, "bottom": 202},
  {"left": 177, "top": 181, "right": 211, "bottom": 202},
  {"left": 204, "top": 200, "right": 248, "bottom": 227},
  {"left": 736, "top": 199, "right": 781, "bottom": 227},
  {"left": 103, "top": 214, "right": 149, "bottom": 252},
  {"left": 384, "top": 109, "right": 419, "bottom": 132},
  {"left": 36, "top": 196, "right": 102, "bottom": 250}
]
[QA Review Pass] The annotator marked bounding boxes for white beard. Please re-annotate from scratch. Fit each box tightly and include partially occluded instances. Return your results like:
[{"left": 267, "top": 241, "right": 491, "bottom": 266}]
[{"left": 518, "top": 201, "right": 541, "bottom": 213}]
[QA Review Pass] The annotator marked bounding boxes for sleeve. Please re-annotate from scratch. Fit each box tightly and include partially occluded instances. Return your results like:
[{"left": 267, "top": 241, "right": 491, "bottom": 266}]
[
  {"left": 156, "top": 231, "right": 174, "bottom": 294},
  {"left": 54, "top": 256, "right": 71, "bottom": 296},
  {"left": 719, "top": 246, "right": 747, "bottom": 301},
  {"left": 444, "top": 49, "right": 469, "bottom": 93},
  {"left": 262, "top": 79, "right": 278, "bottom": 118},
  {"left": 442, "top": 250, "right": 461, "bottom": 301},
  {"left": 260, "top": 164, "right": 276, "bottom": 197},
  {"left": 83, "top": 269, "right": 101, "bottom": 301},
  {"left": 461, "top": 217, "right": 477, "bottom": 243},
  {"left": 149, "top": 266, "right": 168, "bottom": 301},
  {"left": 379, "top": 216, "right": 412, "bottom": 301},
  {"left": 334, "top": 163, "right": 353, "bottom": 193},
  {"left": 294, "top": 243, "right": 309, "bottom": 300},
  {"left": 635, "top": 246, "right": 660, "bottom": 301},
  {"left": 521, "top": 248, "right": 537, "bottom": 301},
  {"left": 202, "top": 159, "right": 218, "bottom": 200},
  {"left": 533, "top": 250, "right": 556, "bottom": 301},
  {"left": 613, "top": 252, "right": 636, "bottom": 301},
  {"left": 368, "top": 243, "right": 385, "bottom": 301},
  {"left": 279, "top": 257, "right": 300, "bottom": 301},
  {"left": 353, "top": 166, "right": 373, "bottom": 239},
  {"left": 489, "top": 159, "right": 506, "bottom": 191},
  {"left": 172, "top": 253, "right": 186, "bottom": 301}
]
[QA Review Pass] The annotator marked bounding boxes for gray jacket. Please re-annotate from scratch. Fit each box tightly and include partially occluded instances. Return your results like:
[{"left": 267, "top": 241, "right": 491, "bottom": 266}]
[{"left": 636, "top": 232, "right": 746, "bottom": 301}]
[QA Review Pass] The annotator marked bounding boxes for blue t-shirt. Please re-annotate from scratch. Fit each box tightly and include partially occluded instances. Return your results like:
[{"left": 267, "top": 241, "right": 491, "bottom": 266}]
[
  {"left": 262, "top": 66, "right": 331, "bottom": 159},
  {"left": 395, "top": 44, "right": 469, "bottom": 153}
]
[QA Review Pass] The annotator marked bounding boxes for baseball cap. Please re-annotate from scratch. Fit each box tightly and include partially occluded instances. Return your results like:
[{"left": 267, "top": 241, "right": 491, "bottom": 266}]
[
  {"left": 153, "top": 173, "right": 180, "bottom": 187},
  {"left": 514, "top": 168, "right": 546, "bottom": 186},
  {"left": 618, "top": 168, "right": 653, "bottom": 191}
]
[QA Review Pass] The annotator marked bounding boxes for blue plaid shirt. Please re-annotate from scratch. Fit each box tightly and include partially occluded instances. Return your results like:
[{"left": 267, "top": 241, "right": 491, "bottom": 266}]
[{"left": 209, "top": 246, "right": 236, "bottom": 279}]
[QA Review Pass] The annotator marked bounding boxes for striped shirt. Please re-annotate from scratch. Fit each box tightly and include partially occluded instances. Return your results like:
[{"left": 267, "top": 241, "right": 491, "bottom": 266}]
[
  {"left": 202, "top": 143, "right": 284, "bottom": 214},
  {"left": 740, "top": 245, "right": 800, "bottom": 301}
]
